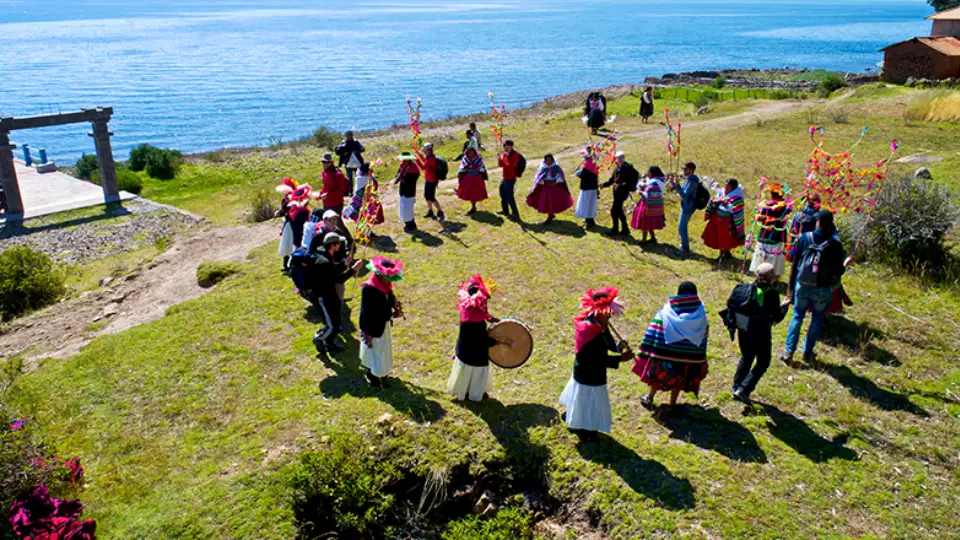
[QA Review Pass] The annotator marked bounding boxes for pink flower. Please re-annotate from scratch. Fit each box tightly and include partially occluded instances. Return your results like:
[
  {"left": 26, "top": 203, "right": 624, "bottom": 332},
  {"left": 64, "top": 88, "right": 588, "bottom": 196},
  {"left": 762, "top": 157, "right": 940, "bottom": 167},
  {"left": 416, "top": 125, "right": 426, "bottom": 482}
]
[{"left": 10, "top": 417, "right": 26, "bottom": 431}]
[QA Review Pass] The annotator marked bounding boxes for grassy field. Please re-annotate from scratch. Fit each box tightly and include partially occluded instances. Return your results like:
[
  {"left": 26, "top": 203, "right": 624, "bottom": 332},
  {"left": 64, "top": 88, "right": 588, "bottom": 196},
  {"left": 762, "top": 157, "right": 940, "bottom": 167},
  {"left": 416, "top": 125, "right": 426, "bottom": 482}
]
[{"left": 6, "top": 87, "right": 960, "bottom": 538}]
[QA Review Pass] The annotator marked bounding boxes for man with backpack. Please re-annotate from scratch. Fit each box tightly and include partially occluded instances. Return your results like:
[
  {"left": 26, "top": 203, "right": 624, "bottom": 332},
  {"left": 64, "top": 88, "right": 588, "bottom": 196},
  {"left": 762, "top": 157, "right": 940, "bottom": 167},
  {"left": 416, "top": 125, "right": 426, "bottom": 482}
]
[
  {"left": 601, "top": 152, "right": 639, "bottom": 237},
  {"left": 309, "top": 232, "right": 364, "bottom": 354},
  {"left": 335, "top": 130, "right": 365, "bottom": 192},
  {"left": 670, "top": 161, "right": 707, "bottom": 257},
  {"left": 781, "top": 210, "right": 848, "bottom": 365},
  {"left": 497, "top": 140, "right": 525, "bottom": 220},
  {"left": 418, "top": 143, "right": 447, "bottom": 222}
]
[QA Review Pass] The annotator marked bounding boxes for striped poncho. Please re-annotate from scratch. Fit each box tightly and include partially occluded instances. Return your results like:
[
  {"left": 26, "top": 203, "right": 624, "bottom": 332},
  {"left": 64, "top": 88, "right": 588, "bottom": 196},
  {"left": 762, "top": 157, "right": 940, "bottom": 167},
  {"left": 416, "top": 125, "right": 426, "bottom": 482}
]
[
  {"left": 636, "top": 295, "right": 709, "bottom": 364},
  {"left": 705, "top": 186, "right": 746, "bottom": 242}
]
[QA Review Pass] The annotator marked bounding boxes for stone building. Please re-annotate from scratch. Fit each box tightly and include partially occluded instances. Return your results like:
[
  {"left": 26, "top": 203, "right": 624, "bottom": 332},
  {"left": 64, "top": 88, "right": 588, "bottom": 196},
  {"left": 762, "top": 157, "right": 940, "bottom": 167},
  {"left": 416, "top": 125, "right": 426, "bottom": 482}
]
[{"left": 881, "top": 7, "right": 960, "bottom": 83}]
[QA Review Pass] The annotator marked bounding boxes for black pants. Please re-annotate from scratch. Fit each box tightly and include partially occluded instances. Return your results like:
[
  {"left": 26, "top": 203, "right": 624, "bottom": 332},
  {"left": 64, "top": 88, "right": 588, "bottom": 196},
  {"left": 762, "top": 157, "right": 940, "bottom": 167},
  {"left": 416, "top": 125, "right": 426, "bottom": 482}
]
[
  {"left": 733, "top": 322, "right": 772, "bottom": 397},
  {"left": 315, "top": 295, "right": 343, "bottom": 344},
  {"left": 500, "top": 180, "right": 518, "bottom": 216},
  {"left": 610, "top": 196, "right": 629, "bottom": 232}
]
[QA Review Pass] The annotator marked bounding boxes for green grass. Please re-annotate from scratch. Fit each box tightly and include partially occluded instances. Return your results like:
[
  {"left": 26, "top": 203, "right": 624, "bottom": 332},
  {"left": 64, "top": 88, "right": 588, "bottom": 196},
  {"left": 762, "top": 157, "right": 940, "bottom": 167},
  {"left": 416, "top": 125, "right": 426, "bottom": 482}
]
[{"left": 7, "top": 91, "right": 960, "bottom": 538}]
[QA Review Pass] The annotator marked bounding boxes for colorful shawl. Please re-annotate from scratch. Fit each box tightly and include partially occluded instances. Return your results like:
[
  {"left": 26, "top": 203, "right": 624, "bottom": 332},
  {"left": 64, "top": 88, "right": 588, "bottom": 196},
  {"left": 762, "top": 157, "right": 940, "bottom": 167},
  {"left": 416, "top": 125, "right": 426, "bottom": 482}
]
[
  {"left": 641, "top": 177, "right": 666, "bottom": 218},
  {"left": 458, "top": 152, "right": 486, "bottom": 175},
  {"left": 534, "top": 162, "right": 566, "bottom": 185},
  {"left": 706, "top": 185, "right": 745, "bottom": 241},
  {"left": 638, "top": 294, "right": 708, "bottom": 364},
  {"left": 756, "top": 199, "right": 792, "bottom": 248}
]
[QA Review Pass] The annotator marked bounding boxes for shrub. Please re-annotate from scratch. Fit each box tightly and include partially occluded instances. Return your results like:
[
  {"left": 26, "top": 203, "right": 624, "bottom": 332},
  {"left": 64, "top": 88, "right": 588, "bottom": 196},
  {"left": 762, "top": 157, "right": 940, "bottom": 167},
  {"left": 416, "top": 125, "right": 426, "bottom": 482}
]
[
  {"left": 312, "top": 126, "right": 341, "bottom": 150},
  {"left": 904, "top": 90, "right": 960, "bottom": 123},
  {"left": 196, "top": 261, "right": 241, "bottom": 288},
  {"left": 127, "top": 144, "right": 154, "bottom": 172},
  {"left": 90, "top": 167, "right": 143, "bottom": 195},
  {"left": 826, "top": 106, "right": 850, "bottom": 124},
  {"left": 711, "top": 75, "right": 727, "bottom": 89},
  {"left": 803, "top": 107, "right": 822, "bottom": 125},
  {"left": 74, "top": 154, "right": 99, "bottom": 180},
  {"left": 247, "top": 189, "right": 278, "bottom": 223},
  {"left": 693, "top": 94, "right": 712, "bottom": 109},
  {"left": 442, "top": 508, "right": 535, "bottom": 540},
  {"left": 767, "top": 89, "right": 793, "bottom": 100},
  {"left": 817, "top": 74, "right": 847, "bottom": 98},
  {"left": 128, "top": 144, "right": 182, "bottom": 179},
  {"left": 0, "top": 246, "right": 65, "bottom": 321}
]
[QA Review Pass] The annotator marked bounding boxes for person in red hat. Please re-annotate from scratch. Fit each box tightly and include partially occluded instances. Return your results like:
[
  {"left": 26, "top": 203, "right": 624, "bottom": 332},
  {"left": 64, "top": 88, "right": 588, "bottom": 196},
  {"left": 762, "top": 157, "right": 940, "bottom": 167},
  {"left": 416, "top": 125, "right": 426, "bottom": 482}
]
[
  {"left": 275, "top": 178, "right": 313, "bottom": 274},
  {"left": 359, "top": 257, "right": 405, "bottom": 387},
  {"left": 560, "top": 287, "right": 632, "bottom": 436},
  {"left": 447, "top": 275, "right": 503, "bottom": 402}
]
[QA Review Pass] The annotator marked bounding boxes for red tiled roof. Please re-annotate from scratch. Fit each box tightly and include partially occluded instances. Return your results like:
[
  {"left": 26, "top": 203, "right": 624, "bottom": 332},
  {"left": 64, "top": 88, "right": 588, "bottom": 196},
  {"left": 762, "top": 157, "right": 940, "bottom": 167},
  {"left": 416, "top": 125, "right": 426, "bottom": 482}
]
[
  {"left": 881, "top": 36, "right": 960, "bottom": 56},
  {"left": 927, "top": 6, "right": 960, "bottom": 21}
]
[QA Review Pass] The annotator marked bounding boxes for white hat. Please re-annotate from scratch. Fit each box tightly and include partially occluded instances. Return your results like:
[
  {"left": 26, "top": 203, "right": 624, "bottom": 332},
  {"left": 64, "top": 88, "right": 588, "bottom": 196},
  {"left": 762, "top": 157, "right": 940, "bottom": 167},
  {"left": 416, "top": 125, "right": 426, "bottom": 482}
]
[
  {"left": 615, "top": 151, "right": 626, "bottom": 158},
  {"left": 423, "top": 142, "right": 433, "bottom": 150},
  {"left": 322, "top": 209, "right": 339, "bottom": 220},
  {"left": 323, "top": 232, "right": 345, "bottom": 246}
]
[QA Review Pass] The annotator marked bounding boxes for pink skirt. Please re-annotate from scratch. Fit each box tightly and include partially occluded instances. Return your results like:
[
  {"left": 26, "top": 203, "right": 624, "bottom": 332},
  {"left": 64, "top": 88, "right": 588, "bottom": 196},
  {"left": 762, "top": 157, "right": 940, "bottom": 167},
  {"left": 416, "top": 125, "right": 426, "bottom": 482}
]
[
  {"left": 457, "top": 175, "right": 488, "bottom": 202},
  {"left": 526, "top": 183, "right": 574, "bottom": 215},
  {"left": 630, "top": 201, "right": 666, "bottom": 231}
]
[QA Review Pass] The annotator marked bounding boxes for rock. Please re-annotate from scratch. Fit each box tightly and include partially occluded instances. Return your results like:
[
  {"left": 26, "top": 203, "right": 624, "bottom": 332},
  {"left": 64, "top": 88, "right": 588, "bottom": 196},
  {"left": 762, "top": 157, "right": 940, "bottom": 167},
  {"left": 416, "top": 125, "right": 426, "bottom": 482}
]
[
  {"left": 376, "top": 413, "right": 394, "bottom": 426},
  {"left": 697, "top": 106, "right": 711, "bottom": 116},
  {"left": 895, "top": 153, "right": 943, "bottom": 164},
  {"left": 915, "top": 168, "right": 933, "bottom": 180},
  {"left": 99, "top": 276, "right": 114, "bottom": 288},
  {"left": 101, "top": 304, "right": 119, "bottom": 318}
]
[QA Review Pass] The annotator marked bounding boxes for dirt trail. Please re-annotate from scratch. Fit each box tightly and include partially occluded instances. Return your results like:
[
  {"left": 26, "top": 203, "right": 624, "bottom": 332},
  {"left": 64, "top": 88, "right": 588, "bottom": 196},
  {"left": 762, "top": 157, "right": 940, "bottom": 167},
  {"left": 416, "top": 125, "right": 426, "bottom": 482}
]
[
  {"left": 0, "top": 222, "right": 278, "bottom": 365},
  {"left": 0, "top": 100, "right": 813, "bottom": 366}
]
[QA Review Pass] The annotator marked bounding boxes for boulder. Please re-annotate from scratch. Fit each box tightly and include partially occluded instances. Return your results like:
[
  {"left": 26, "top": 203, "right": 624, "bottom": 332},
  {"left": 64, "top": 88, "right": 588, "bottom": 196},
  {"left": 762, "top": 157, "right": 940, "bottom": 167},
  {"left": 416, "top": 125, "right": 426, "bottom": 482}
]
[{"left": 915, "top": 168, "right": 933, "bottom": 180}]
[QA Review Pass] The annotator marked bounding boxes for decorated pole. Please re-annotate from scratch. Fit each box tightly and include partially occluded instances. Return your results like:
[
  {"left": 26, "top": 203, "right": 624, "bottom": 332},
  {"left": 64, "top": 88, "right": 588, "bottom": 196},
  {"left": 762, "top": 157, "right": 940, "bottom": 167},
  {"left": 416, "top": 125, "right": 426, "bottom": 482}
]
[
  {"left": 406, "top": 96, "right": 424, "bottom": 158},
  {"left": 488, "top": 91, "right": 506, "bottom": 153}
]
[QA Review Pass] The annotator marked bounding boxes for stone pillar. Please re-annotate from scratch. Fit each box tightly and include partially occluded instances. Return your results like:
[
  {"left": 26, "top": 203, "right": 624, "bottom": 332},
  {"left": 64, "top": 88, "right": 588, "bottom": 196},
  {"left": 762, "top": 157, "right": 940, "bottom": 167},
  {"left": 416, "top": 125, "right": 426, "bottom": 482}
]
[
  {"left": 89, "top": 117, "right": 119, "bottom": 201},
  {"left": 0, "top": 131, "right": 24, "bottom": 218}
]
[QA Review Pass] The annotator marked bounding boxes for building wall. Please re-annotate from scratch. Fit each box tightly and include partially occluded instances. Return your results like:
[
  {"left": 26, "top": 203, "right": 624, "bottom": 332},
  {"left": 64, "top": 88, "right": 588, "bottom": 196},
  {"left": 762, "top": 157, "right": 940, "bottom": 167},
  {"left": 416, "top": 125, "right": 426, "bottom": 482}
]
[
  {"left": 882, "top": 42, "right": 941, "bottom": 83},
  {"left": 938, "top": 55, "right": 960, "bottom": 79},
  {"left": 931, "top": 20, "right": 960, "bottom": 38}
]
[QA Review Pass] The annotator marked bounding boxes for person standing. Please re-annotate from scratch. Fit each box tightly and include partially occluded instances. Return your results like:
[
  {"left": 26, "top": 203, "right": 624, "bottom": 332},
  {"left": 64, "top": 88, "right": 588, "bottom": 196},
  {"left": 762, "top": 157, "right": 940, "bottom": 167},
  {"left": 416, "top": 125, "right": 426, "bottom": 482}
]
[
  {"left": 559, "top": 287, "right": 632, "bottom": 436},
  {"left": 584, "top": 92, "right": 607, "bottom": 134},
  {"left": 526, "top": 153, "right": 574, "bottom": 225},
  {"left": 335, "top": 130, "right": 365, "bottom": 192},
  {"left": 601, "top": 152, "right": 639, "bottom": 237},
  {"left": 447, "top": 275, "right": 501, "bottom": 402},
  {"left": 780, "top": 210, "right": 849, "bottom": 365},
  {"left": 469, "top": 122, "right": 483, "bottom": 150},
  {"left": 303, "top": 209, "right": 351, "bottom": 304},
  {"left": 639, "top": 87, "right": 655, "bottom": 123},
  {"left": 724, "top": 263, "right": 789, "bottom": 403},
  {"left": 275, "top": 178, "right": 313, "bottom": 274},
  {"left": 671, "top": 162, "right": 701, "bottom": 257},
  {"left": 702, "top": 178, "right": 746, "bottom": 260},
  {"left": 573, "top": 148, "right": 600, "bottom": 229},
  {"left": 342, "top": 162, "right": 385, "bottom": 226},
  {"left": 418, "top": 143, "right": 446, "bottom": 222},
  {"left": 456, "top": 147, "right": 489, "bottom": 215},
  {"left": 630, "top": 165, "right": 667, "bottom": 244},
  {"left": 359, "top": 257, "right": 404, "bottom": 387},
  {"left": 456, "top": 130, "right": 479, "bottom": 161},
  {"left": 497, "top": 140, "right": 522, "bottom": 220},
  {"left": 393, "top": 152, "right": 421, "bottom": 233},
  {"left": 749, "top": 183, "right": 792, "bottom": 277},
  {"left": 320, "top": 153, "right": 350, "bottom": 215},
  {"left": 634, "top": 281, "right": 710, "bottom": 409},
  {"left": 310, "top": 233, "right": 365, "bottom": 354}
]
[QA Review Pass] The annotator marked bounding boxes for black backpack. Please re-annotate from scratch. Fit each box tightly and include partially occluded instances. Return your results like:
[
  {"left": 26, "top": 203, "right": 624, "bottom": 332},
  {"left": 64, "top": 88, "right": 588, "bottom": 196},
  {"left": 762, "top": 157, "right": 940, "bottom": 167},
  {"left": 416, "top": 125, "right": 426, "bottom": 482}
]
[
  {"left": 516, "top": 154, "right": 527, "bottom": 177},
  {"left": 434, "top": 156, "right": 449, "bottom": 180},
  {"left": 694, "top": 181, "right": 711, "bottom": 210},
  {"left": 797, "top": 233, "right": 840, "bottom": 288},
  {"left": 289, "top": 247, "right": 314, "bottom": 292}
]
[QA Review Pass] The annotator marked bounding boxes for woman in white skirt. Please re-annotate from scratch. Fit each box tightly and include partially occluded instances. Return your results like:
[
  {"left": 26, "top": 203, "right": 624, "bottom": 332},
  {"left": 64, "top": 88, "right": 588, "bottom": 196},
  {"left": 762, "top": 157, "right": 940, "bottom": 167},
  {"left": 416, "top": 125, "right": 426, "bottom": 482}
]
[
  {"left": 393, "top": 152, "right": 420, "bottom": 233},
  {"left": 447, "top": 275, "right": 502, "bottom": 402},
  {"left": 275, "top": 177, "right": 313, "bottom": 273},
  {"left": 359, "top": 257, "right": 404, "bottom": 387},
  {"left": 560, "top": 287, "right": 632, "bottom": 436},
  {"left": 573, "top": 148, "right": 600, "bottom": 229}
]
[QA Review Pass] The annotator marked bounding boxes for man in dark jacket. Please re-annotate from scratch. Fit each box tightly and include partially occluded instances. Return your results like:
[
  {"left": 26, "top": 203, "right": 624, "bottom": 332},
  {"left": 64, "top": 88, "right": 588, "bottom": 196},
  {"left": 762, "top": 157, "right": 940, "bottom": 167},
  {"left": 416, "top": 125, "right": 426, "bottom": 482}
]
[
  {"left": 311, "top": 232, "right": 364, "bottom": 354},
  {"left": 601, "top": 152, "right": 639, "bottom": 237},
  {"left": 334, "top": 130, "right": 365, "bottom": 192},
  {"left": 727, "top": 263, "right": 789, "bottom": 403}
]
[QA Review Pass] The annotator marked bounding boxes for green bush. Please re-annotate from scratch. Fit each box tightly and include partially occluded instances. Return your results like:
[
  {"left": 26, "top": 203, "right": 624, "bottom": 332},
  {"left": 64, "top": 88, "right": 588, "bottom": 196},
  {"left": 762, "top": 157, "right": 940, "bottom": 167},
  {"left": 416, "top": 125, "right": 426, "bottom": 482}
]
[
  {"left": 74, "top": 154, "right": 99, "bottom": 180},
  {"left": 817, "top": 74, "right": 847, "bottom": 98},
  {"left": 312, "top": 126, "right": 341, "bottom": 150},
  {"left": 90, "top": 167, "right": 143, "bottom": 195},
  {"left": 196, "top": 261, "right": 241, "bottom": 288},
  {"left": 693, "top": 94, "right": 712, "bottom": 109},
  {"left": 711, "top": 76, "right": 727, "bottom": 89},
  {"left": 127, "top": 143, "right": 154, "bottom": 172},
  {"left": 442, "top": 508, "right": 535, "bottom": 540},
  {"left": 127, "top": 144, "right": 181, "bottom": 179},
  {"left": 247, "top": 189, "right": 277, "bottom": 223},
  {"left": 0, "top": 246, "right": 66, "bottom": 321}
]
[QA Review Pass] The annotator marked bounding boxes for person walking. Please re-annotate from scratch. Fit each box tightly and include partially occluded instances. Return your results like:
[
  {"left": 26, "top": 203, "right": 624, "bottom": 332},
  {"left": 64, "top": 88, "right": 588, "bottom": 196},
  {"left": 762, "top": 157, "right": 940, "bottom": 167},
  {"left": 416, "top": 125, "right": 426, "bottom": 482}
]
[
  {"left": 573, "top": 148, "right": 600, "bottom": 229},
  {"left": 393, "top": 152, "right": 421, "bottom": 233},
  {"left": 319, "top": 153, "right": 350, "bottom": 215},
  {"left": 601, "top": 152, "right": 639, "bottom": 237},
  {"left": 630, "top": 165, "right": 667, "bottom": 243},
  {"left": 497, "top": 140, "right": 523, "bottom": 220},
  {"left": 780, "top": 210, "right": 850, "bottom": 365},
  {"left": 310, "top": 233, "right": 365, "bottom": 354},
  {"left": 417, "top": 143, "right": 446, "bottom": 222},
  {"left": 639, "top": 87, "right": 655, "bottom": 123},
  {"left": 670, "top": 162, "right": 701, "bottom": 257},
  {"left": 702, "top": 178, "right": 745, "bottom": 260},
  {"left": 335, "top": 130, "right": 365, "bottom": 192},
  {"left": 525, "top": 153, "right": 574, "bottom": 225}
]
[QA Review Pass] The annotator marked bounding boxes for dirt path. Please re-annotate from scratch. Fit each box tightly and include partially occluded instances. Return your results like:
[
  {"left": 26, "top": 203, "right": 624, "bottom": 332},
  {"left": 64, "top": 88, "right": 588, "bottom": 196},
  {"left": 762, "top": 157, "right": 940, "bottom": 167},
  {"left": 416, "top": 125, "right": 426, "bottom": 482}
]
[{"left": 0, "top": 222, "right": 278, "bottom": 365}]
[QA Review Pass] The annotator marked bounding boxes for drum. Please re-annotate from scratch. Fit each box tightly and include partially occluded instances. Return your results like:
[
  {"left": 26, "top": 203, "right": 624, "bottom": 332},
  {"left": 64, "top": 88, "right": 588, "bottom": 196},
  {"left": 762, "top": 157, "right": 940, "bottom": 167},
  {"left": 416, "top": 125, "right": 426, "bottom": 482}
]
[{"left": 488, "top": 318, "right": 534, "bottom": 369}]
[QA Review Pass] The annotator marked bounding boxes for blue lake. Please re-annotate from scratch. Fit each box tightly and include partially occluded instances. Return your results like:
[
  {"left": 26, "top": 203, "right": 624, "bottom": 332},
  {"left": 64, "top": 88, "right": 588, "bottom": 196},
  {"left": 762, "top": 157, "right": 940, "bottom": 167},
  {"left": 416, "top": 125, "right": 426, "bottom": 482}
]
[{"left": 0, "top": 0, "right": 932, "bottom": 162}]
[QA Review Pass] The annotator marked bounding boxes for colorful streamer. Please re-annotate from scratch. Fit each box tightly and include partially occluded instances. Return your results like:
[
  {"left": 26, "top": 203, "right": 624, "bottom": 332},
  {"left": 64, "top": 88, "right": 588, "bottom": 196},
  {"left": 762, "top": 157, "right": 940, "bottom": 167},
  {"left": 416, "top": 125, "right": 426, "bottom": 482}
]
[
  {"left": 353, "top": 158, "right": 385, "bottom": 246},
  {"left": 586, "top": 116, "right": 619, "bottom": 172},
  {"left": 405, "top": 96, "right": 424, "bottom": 157},
  {"left": 488, "top": 91, "right": 506, "bottom": 148},
  {"left": 804, "top": 126, "right": 897, "bottom": 216},
  {"left": 665, "top": 108, "right": 682, "bottom": 174}
]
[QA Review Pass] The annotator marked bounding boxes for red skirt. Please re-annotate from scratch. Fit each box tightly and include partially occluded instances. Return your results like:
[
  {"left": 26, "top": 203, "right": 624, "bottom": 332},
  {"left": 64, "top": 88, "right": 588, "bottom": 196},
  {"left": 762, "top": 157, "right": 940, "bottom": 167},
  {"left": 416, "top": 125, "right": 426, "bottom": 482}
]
[
  {"left": 634, "top": 355, "right": 708, "bottom": 395},
  {"left": 702, "top": 214, "right": 744, "bottom": 250},
  {"left": 630, "top": 201, "right": 665, "bottom": 231},
  {"left": 526, "top": 183, "right": 574, "bottom": 215},
  {"left": 456, "top": 175, "right": 488, "bottom": 202}
]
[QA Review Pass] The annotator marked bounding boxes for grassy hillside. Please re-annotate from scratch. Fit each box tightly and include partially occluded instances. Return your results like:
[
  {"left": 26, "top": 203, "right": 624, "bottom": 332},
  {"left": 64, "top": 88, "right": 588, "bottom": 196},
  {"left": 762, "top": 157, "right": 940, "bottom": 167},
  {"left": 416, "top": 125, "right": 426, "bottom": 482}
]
[{"left": 7, "top": 87, "right": 960, "bottom": 538}]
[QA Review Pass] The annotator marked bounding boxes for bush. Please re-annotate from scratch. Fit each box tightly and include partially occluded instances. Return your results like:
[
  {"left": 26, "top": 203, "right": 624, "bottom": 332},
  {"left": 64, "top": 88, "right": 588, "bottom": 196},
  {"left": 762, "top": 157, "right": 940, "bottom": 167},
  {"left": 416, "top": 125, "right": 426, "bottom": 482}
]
[
  {"left": 90, "top": 167, "right": 143, "bottom": 195},
  {"left": 74, "top": 154, "right": 99, "bottom": 180},
  {"left": 826, "top": 106, "right": 850, "bottom": 124},
  {"left": 127, "top": 144, "right": 182, "bottom": 179},
  {"left": 905, "top": 90, "right": 960, "bottom": 123},
  {"left": 312, "top": 126, "right": 341, "bottom": 150},
  {"left": 693, "top": 94, "right": 712, "bottom": 109},
  {"left": 711, "top": 76, "right": 727, "bottom": 89},
  {"left": 0, "top": 246, "right": 66, "bottom": 321},
  {"left": 196, "top": 261, "right": 241, "bottom": 288},
  {"left": 817, "top": 74, "right": 847, "bottom": 98},
  {"left": 127, "top": 144, "right": 153, "bottom": 172},
  {"left": 851, "top": 176, "right": 959, "bottom": 275},
  {"left": 247, "top": 189, "right": 278, "bottom": 223},
  {"left": 442, "top": 508, "right": 535, "bottom": 540}
]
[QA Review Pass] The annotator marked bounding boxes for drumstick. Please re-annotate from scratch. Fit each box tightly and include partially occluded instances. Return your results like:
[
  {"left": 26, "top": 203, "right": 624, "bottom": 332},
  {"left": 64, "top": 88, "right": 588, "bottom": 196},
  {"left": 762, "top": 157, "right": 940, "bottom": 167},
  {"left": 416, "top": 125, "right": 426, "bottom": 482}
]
[{"left": 607, "top": 322, "right": 633, "bottom": 355}]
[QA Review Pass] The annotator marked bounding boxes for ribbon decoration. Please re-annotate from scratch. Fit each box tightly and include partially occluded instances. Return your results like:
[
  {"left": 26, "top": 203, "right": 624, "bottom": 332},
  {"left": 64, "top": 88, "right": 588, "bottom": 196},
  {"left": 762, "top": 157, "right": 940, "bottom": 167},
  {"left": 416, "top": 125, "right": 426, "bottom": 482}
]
[
  {"left": 665, "top": 108, "right": 682, "bottom": 175},
  {"left": 804, "top": 126, "right": 897, "bottom": 216},
  {"left": 741, "top": 177, "right": 797, "bottom": 275},
  {"left": 587, "top": 116, "right": 620, "bottom": 172},
  {"left": 353, "top": 158, "right": 385, "bottom": 246},
  {"left": 488, "top": 91, "right": 506, "bottom": 150},
  {"left": 405, "top": 96, "right": 424, "bottom": 157}
]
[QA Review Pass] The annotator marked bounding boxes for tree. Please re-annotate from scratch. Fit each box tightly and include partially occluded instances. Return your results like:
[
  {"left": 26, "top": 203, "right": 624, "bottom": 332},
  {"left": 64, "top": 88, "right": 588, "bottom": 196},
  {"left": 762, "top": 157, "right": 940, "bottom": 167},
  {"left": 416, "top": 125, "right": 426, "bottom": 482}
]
[{"left": 929, "top": 0, "right": 960, "bottom": 12}]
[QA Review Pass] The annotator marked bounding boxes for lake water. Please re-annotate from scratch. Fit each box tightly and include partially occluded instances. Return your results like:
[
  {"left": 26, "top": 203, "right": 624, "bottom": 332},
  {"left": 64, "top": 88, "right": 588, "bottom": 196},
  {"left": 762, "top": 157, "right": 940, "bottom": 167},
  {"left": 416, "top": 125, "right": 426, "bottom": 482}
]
[{"left": 0, "top": 0, "right": 932, "bottom": 162}]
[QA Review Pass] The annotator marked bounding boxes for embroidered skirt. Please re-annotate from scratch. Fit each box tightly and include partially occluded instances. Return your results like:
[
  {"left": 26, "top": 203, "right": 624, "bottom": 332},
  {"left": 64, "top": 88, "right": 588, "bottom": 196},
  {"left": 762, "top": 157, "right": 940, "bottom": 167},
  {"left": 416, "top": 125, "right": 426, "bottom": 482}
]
[
  {"left": 702, "top": 214, "right": 743, "bottom": 250},
  {"left": 559, "top": 377, "right": 612, "bottom": 433},
  {"left": 278, "top": 221, "right": 295, "bottom": 257},
  {"left": 446, "top": 358, "right": 493, "bottom": 402},
  {"left": 456, "top": 175, "right": 488, "bottom": 202},
  {"left": 526, "top": 183, "right": 574, "bottom": 215},
  {"left": 398, "top": 196, "right": 416, "bottom": 223},
  {"left": 630, "top": 199, "right": 666, "bottom": 231},
  {"left": 633, "top": 355, "right": 709, "bottom": 395},
  {"left": 750, "top": 246, "right": 786, "bottom": 276},
  {"left": 574, "top": 189, "right": 598, "bottom": 219},
  {"left": 360, "top": 324, "right": 393, "bottom": 378}
]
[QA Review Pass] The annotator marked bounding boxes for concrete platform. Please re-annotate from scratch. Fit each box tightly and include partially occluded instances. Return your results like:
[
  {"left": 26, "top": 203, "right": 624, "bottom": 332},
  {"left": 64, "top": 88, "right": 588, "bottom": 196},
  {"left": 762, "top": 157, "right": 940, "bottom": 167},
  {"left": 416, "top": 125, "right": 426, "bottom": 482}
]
[{"left": 1, "top": 159, "right": 135, "bottom": 222}]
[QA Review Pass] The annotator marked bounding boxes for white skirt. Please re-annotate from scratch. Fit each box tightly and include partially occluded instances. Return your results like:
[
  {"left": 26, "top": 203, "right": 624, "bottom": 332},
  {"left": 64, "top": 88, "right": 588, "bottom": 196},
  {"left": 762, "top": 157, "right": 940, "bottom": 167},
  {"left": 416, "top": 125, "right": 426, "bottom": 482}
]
[
  {"left": 559, "top": 377, "right": 612, "bottom": 433},
  {"left": 278, "top": 221, "right": 295, "bottom": 257},
  {"left": 574, "top": 189, "right": 598, "bottom": 219},
  {"left": 446, "top": 358, "right": 493, "bottom": 402},
  {"left": 399, "top": 196, "right": 416, "bottom": 223},
  {"left": 360, "top": 324, "right": 393, "bottom": 378},
  {"left": 750, "top": 247, "right": 786, "bottom": 276}
]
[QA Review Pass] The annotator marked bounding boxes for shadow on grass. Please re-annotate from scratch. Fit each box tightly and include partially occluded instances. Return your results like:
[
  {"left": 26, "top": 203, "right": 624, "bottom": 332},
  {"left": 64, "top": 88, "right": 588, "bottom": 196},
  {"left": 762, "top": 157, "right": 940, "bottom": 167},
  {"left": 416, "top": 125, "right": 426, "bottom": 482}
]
[
  {"left": 799, "top": 358, "right": 929, "bottom": 418},
  {"left": 752, "top": 403, "right": 858, "bottom": 462},
  {"left": 441, "top": 220, "right": 468, "bottom": 234},
  {"left": 653, "top": 405, "right": 767, "bottom": 463},
  {"left": 370, "top": 234, "right": 398, "bottom": 253},
  {"left": 575, "top": 434, "right": 695, "bottom": 510},
  {"left": 820, "top": 316, "right": 900, "bottom": 367},
  {"left": 470, "top": 211, "right": 504, "bottom": 227},
  {"left": 524, "top": 219, "right": 586, "bottom": 239},
  {"left": 410, "top": 229, "right": 444, "bottom": 247},
  {"left": 0, "top": 203, "right": 132, "bottom": 238},
  {"left": 317, "top": 340, "right": 446, "bottom": 424}
]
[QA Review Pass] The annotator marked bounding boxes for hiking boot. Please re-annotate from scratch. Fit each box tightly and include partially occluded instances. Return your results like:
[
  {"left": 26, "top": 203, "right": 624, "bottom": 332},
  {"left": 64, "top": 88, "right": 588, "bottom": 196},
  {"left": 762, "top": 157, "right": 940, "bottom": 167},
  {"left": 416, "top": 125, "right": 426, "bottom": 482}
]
[
  {"left": 604, "top": 229, "right": 620, "bottom": 237},
  {"left": 325, "top": 340, "right": 346, "bottom": 354},
  {"left": 640, "top": 395, "right": 655, "bottom": 410},
  {"left": 733, "top": 388, "right": 752, "bottom": 404},
  {"left": 424, "top": 210, "right": 435, "bottom": 219},
  {"left": 365, "top": 369, "right": 384, "bottom": 388},
  {"left": 437, "top": 211, "right": 446, "bottom": 222},
  {"left": 779, "top": 352, "right": 793, "bottom": 366},
  {"left": 466, "top": 208, "right": 476, "bottom": 216},
  {"left": 802, "top": 352, "right": 817, "bottom": 364},
  {"left": 312, "top": 332, "right": 326, "bottom": 354},
  {"left": 585, "top": 219, "right": 597, "bottom": 228}
]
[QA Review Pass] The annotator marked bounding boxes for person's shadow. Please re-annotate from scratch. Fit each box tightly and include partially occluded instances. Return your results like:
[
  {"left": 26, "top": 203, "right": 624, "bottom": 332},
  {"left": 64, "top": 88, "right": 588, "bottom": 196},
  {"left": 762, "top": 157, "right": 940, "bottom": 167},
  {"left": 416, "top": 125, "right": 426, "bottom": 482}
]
[
  {"left": 317, "top": 339, "right": 446, "bottom": 424},
  {"left": 575, "top": 434, "right": 695, "bottom": 510},
  {"left": 411, "top": 229, "right": 444, "bottom": 248},
  {"left": 461, "top": 399, "right": 559, "bottom": 495},
  {"left": 653, "top": 405, "right": 768, "bottom": 463},
  {"left": 470, "top": 211, "right": 504, "bottom": 227},
  {"left": 820, "top": 316, "right": 900, "bottom": 367},
  {"left": 370, "top": 234, "right": 398, "bottom": 253},
  {"left": 524, "top": 219, "right": 587, "bottom": 239},
  {"left": 799, "top": 358, "right": 928, "bottom": 417},
  {"left": 750, "top": 403, "right": 858, "bottom": 462}
]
